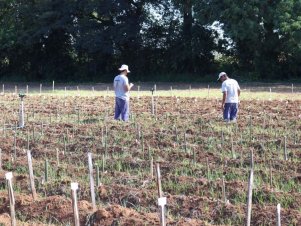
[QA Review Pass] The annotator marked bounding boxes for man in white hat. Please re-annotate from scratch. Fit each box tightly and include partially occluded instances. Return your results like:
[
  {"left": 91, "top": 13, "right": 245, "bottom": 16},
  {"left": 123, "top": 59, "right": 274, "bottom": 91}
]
[
  {"left": 113, "top": 64, "right": 134, "bottom": 121},
  {"left": 217, "top": 72, "right": 240, "bottom": 122}
]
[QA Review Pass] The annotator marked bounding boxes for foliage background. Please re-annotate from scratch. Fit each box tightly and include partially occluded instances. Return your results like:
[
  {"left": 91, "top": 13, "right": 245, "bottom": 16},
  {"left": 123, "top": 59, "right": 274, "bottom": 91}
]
[{"left": 1, "top": 0, "right": 301, "bottom": 82}]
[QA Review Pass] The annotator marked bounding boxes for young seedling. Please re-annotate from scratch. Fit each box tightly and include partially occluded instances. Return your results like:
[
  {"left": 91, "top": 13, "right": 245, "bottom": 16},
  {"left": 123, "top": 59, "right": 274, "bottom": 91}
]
[
  {"left": 5, "top": 172, "right": 16, "bottom": 226},
  {"left": 71, "top": 182, "right": 80, "bottom": 226}
]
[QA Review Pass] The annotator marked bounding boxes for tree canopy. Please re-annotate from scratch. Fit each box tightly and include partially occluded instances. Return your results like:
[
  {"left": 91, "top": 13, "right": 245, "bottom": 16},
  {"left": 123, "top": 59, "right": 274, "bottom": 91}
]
[{"left": 0, "top": 0, "right": 301, "bottom": 82}]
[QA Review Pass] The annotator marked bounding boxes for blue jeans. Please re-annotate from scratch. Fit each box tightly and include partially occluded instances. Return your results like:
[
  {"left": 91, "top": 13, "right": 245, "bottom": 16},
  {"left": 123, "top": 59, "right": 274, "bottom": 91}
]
[
  {"left": 114, "top": 97, "right": 129, "bottom": 121},
  {"left": 223, "top": 103, "right": 238, "bottom": 122}
]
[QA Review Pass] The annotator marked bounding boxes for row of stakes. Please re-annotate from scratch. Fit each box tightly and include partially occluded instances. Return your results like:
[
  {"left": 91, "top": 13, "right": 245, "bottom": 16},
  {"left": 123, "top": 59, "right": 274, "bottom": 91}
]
[
  {"left": 2, "top": 149, "right": 284, "bottom": 226},
  {"left": 3, "top": 151, "right": 167, "bottom": 226}
]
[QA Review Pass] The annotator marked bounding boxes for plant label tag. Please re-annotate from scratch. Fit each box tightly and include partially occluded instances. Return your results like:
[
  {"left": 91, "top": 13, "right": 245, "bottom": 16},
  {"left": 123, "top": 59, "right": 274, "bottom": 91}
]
[
  {"left": 71, "top": 182, "right": 78, "bottom": 190},
  {"left": 158, "top": 197, "right": 167, "bottom": 206},
  {"left": 5, "top": 172, "right": 13, "bottom": 180}
]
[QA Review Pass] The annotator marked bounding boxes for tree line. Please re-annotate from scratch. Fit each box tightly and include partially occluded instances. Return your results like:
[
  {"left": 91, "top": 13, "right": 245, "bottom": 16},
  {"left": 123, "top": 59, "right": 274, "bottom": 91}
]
[{"left": 0, "top": 0, "right": 301, "bottom": 82}]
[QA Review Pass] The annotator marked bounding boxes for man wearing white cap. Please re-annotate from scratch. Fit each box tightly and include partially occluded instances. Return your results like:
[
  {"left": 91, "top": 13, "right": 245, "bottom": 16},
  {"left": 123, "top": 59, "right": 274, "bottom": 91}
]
[
  {"left": 113, "top": 64, "right": 134, "bottom": 121},
  {"left": 217, "top": 72, "right": 240, "bottom": 122}
]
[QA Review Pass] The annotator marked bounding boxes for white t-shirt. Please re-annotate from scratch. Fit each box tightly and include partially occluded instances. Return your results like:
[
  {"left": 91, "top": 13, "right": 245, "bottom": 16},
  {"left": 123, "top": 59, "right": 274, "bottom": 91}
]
[
  {"left": 113, "top": 74, "right": 129, "bottom": 100},
  {"left": 221, "top": 78, "right": 240, "bottom": 103}
]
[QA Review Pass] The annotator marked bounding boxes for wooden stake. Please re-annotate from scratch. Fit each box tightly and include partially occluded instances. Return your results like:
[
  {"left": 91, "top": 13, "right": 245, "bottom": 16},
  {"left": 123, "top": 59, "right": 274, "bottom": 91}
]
[
  {"left": 96, "top": 165, "right": 100, "bottom": 187},
  {"left": 27, "top": 150, "right": 37, "bottom": 200},
  {"left": 222, "top": 176, "right": 226, "bottom": 203},
  {"left": 5, "top": 172, "right": 16, "bottom": 226},
  {"left": 246, "top": 150, "right": 254, "bottom": 226},
  {"left": 87, "top": 153, "right": 96, "bottom": 210},
  {"left": 71, "top": 182, "right": 80, "bottom": 226},
  {"left": 56, "top": 148, "right": 60, "bottom": 166},
  {"left": 206, "top": 157, "right": 210, "bottom": 180},
  {"left": 0, "top": 148, "right": 2, "bottom": 170},
  {"left": 156, "top": 163, "right": 163, "bottom": 198},
  {"left": 284, "top": 136, "right": 288, "bottom": 161},
  {"left": 150, "top": 157, "right": 154, "bottom": 179},
  {"left": 45, "top": 159, "right": 48, "bottom": 182}
]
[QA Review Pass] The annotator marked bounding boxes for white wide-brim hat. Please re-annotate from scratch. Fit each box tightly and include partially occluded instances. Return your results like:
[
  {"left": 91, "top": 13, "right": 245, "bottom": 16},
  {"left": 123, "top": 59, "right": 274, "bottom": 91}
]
[
  {"left": 217, "top": 72, "right": 227, "bottom": 81},
  {"left": 118, "top": 64, "right": 130, "bottom": 73}
]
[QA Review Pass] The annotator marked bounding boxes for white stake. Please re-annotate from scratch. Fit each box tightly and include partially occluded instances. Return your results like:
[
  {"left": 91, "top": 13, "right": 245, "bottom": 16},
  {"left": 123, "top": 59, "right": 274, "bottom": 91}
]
[
  {"left": 88, "top": 153, "right": 96, "bottom": 210},
  {"left": 158, "top": 197, "right": 167, "bottom": 226},
  {"left": 246, "top": 150, "right": 254, "bottom": 226},
  {"left": 71, "top": 182, "right": 80, "bottom": 226},
  {"left": 52, "top": 81, "right": 55, "bottom": 92},
  {"left": 27, "top": 150, "right": 37, "bottom": 200},
  {"left": 5, "top": 172, "right": 16, "bottom": 226},
  {"left": 277, "top": 203, "right": 281, "bottom": 226},
  {"left": 40, "top": 84, "right": 42, "bottom": 95},
  {"left": 2, "top": 84, "right": 4, "bottom": 94}
]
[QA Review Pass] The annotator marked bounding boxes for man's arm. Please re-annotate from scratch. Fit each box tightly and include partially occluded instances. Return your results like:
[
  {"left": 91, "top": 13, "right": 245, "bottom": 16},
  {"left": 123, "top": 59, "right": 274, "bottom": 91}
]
[
  {"left": 238, "top": 89, "right": 241, "bottom": 97},
  {"left": 222, "top": 91, "right": 227, "bottom": 110},
  {"left": 124, "top": 83, "right": 134, "bottom": 91}
]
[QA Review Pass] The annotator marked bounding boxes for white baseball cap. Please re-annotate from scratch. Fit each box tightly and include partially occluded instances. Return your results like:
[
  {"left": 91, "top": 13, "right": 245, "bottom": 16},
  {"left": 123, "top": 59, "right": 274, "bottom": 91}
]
[
  {"left": 217, "top": 72, "right": 227, "bottom": 81},
  {"left": 118, "top": 64, "right": 130, "bottom": 73}
]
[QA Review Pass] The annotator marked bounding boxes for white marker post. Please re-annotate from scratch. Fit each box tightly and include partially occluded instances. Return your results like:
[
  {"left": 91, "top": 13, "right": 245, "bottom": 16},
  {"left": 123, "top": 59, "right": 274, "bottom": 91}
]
[
  {"left": 158, "top": 197, "right": 167, "bottom": 226},
  {"left": 52, "top": 81, "right": 55, "bottom": 92},
  {"left": 40, "top": 84, "right": 42, "bottom": 95},
  {"left": 71, "top": 182, "right": 80, "bottom": 226},
  {"left": 5, "top": 172, "right": 16, "bottom": 226},
  {"left": 27, "top": 150, "right": 37, "bottom": 200},
  {"left": 276, "top": 203, "right": 281, "bottom": 226},
  {"left": 88, "top": 153, "right": 96, "bottom": 211},
  {"left": 2, "top": 84, "right": 4, "bottom": 94},
  {"left": 246, "top": 150, "right": 254, "bottom": 226}
]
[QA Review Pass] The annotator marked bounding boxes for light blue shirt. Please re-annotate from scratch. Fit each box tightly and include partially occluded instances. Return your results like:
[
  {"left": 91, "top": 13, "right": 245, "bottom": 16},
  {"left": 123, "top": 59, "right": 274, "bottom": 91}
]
[{"left": 113, "top": 74, "right": 129, "bottom": 100}]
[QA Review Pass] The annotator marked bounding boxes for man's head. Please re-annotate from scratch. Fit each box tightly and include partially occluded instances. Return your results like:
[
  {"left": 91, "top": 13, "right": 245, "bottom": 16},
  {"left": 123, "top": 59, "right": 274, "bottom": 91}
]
[
  {"left": 217, "top": 72, "right": 228, "bottom": 82},
  {"left": 118, "top": 64, "right": 130, "bottom": 75}
]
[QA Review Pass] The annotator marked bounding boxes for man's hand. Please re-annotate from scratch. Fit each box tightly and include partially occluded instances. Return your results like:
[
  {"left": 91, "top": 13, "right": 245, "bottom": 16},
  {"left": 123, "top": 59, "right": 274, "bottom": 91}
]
[
  {"left": 221, "top": 103, "right": 225, "bottom": 111},
  {"left": 130, "top": 83, "right": 134, "bottom": 89}
]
